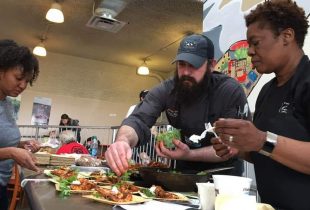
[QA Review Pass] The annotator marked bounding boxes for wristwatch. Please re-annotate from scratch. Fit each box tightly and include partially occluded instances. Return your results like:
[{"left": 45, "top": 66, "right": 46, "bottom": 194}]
[{"left": 259, "top": 131, "right": 278, "bottom": 157}]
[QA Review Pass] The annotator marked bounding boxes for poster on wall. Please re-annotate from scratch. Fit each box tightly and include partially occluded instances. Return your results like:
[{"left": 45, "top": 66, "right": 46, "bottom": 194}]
[
  {"left": 202, "top": 1, "right": 263, "bottom": 96},
  {"left": 31, "top": 97, "right": 52, "bottom": 125},
  {"left": 202, "top": 0, "right": 309, "bottom": 97},
  {"left": 8, "top": 95, "right": 21, "bottom": 121},
  {"left": 214, "top": 40, "right": 259, "bottom": 96}
]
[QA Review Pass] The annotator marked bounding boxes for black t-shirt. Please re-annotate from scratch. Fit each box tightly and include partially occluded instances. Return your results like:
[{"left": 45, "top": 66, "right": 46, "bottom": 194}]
[
  {"left": 251, "top": 56, "right": 310, "bottom": 210},
  {"left": 123, "top": 72, "right": 248, "bottom": 174}
]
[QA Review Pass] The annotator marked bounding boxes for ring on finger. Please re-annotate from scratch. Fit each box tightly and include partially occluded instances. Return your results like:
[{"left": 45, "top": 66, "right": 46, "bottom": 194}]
[{"left": 229, "top": 135, "right": 234, "bottom": 142}]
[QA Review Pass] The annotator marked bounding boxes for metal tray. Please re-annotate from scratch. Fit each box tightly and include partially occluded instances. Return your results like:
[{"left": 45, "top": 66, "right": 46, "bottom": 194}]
[{"left": 70, "top": 165, "right": 110, "bottom": 173}]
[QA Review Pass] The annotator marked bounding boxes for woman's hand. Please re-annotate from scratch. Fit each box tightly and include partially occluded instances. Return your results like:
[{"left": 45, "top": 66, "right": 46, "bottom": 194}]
[
  {"left": 211, "top": 137, "right": 238, "bottom": 160},
  {"left": 214, "top": 118, "right": 266, "bottom": 152},
  {"left": 19, "top": 140, "right": 41, "bottom": 153},
  {"left": 11, "top": 148, "right": 40, "bottom": 172},
  {"left": 155, "top": 139, "right": 190, "bottom": 160}
]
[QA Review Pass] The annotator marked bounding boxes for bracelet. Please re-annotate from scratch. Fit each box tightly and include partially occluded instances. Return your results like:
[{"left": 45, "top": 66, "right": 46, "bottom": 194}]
[{"left": 259, "top": 131, "right": 278, "bottom": 157}]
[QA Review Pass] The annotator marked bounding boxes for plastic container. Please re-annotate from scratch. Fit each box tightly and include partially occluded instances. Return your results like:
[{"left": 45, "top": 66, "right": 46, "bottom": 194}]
[
  {"left": 90, "top": 136, "right": 98, "bottom": 157},
  {"left": 212, "top": 175, "right": 252, "bottom": 195}
]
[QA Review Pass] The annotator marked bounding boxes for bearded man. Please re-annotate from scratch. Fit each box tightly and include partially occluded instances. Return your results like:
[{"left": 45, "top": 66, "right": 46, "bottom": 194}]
[{"left": 106, "top": 34, "right": 249, "bottom": 176}]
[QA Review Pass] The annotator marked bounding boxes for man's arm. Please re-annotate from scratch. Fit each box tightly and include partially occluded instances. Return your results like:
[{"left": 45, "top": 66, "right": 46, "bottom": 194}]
[
  {"left": 106, "top": 83, "right": 170, "bottom": 175},
  {"left": 156, "top": 140, "right": 231, "bottom": 162},
  {"left": 105, "top": 125, "right": 139, "bottom": 176},
  {"left": 115, "top": 125, "right": 139, "bottom": 147},
  {"left": 184, "top": 145, "right": 228, "bottom": 162}
]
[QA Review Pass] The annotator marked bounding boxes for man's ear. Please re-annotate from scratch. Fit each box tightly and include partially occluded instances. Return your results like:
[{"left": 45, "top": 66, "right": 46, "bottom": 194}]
[
  {"left": 282, "top": 28, "right": 295, "bottom": 46},
  {"left": 209, "top": 59, "right": 216, "bottom": 68}
]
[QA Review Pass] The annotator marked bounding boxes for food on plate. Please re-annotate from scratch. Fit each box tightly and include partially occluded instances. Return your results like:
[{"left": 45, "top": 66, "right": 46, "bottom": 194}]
[
  {"left": 95, "top": 186, "right": 133, "bottom": 202},
  {"left": 89, "top": 171, "right": 103, "bottom": 176},
  {"left": 140, "top": 188, "right": 155, "bottom": 198},
  {"left": 90, "top": 173, "right": 120, "bottom": 185},
  {"left": 156, "top": 129, "right": 181, "bottom": 149},
  {"left": 69, "top": 178, "right": 96, "bottom": 191},
  {"left": 128, "top": 161, "right": 169, "bottom": 170},
  {"left": 93, "top": 175, "right": 119, "bottom": 185},
  {"left": 147, "top": 161, "right": 169, "bottom": 168},
  {"left": 82, "top": 194, "right": 146, "bottom": 205},
  {"left": 88, "top": 170, "right": 108, "bottom": 181},
  {"left": 50, "top": 166, "right": 77, "bottom": 179},
  {"left": 117, "top": 182, "right": 140, "bottom": 194},
  {"left": 154, "top": 185, "right": 179, "bottom": 199},
  {"left": 89, "top": 171, "right": 131, "bottom": 186},
  {"left": 57, "top": 173, "right": 79, "bottom": 197},
  {"left": 140, "top": 185, "right": 182, "bottom": 200},
  {"left": 128, "top": 163, "right": 143, "bottom": 170}
]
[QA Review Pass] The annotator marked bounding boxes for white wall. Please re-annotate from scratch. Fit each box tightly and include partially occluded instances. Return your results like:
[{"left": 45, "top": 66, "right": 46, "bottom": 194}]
[
  {"left": 17, "top": 90, "right": 127, "bottom": 126},
  {"left": 303, "top": 16, "right": 310, "bottom": 56},
  {"left": 16, "top": 52, "right": 160, "bottom": 126}
]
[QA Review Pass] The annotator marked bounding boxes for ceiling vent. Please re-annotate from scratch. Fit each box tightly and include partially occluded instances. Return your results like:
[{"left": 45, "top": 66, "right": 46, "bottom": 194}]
[{"left": 86, "top": 0, "right": 128, "bottom": 33}]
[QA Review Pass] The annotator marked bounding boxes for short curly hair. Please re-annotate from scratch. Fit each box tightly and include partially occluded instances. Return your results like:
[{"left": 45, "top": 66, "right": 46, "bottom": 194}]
[
  {"left": 0, "top": 39, "right": 39, "bottom": 86},
  {"left": 245, "top": 0, "right": 309, "bottom": 48}
]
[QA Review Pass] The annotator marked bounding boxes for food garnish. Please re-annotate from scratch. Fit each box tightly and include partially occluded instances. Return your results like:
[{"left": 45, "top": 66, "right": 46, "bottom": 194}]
[{"left": 156, "top": 129, "right": 181, "bottom": 149}]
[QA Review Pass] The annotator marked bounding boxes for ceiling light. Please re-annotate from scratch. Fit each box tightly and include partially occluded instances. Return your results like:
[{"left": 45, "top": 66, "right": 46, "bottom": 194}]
[
  {"left": 136, "top": 60, "right": 164, "bottom": 83},
  {"left": 33, "top": 42, "right": 47, "bottom": 57},
  {"left": 46, "top": 2, "right": 64, "bottom": 23},
  {"left": 137, "top": 64, "right": 150, "bottom": 75}
]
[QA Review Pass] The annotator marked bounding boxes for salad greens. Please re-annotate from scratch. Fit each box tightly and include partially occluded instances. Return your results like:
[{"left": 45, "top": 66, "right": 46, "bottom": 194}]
[
  {"left": 140, "top": 188, "right": 155, "bottom": 198},
  {"left": 58, "top": 174, "right": 77, "bottom": 198},
  {"left": 196, "top": 171, "right": 208, "bottom": 175},
  {"left": 107, "top": 170, "right": 132, "bottom": 181},
  {"left": 93, "top": 192, "right": 101, "bottom": 198},
  {"left": 156, "top": 129, "right": 181, "bottom": 149}
]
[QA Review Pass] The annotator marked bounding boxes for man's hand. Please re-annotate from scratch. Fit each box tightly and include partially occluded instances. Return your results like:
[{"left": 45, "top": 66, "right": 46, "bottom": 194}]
[
  {"left": 105, "top": 141, "right": 132, "bottom": 176},
  {"left": 155, "top": 139, "right": 190, "bottom": 160},
  {"left": 11, "top": 148, "right": 40, "bottom": 172}
]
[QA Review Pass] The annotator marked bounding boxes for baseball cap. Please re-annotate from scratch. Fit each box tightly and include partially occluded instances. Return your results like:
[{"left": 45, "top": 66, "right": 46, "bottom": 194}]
[{"left": 173, "top": 34, "right": 214, "bottom": 69}]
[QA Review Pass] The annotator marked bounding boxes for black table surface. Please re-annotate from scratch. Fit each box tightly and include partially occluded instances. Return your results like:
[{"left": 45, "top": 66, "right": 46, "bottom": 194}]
[
  {"left": 22, "top": 167, "right": 124, "bottom": 210},
  {"left": 22, "top": 168, "right": 198, "bottom": 210}
]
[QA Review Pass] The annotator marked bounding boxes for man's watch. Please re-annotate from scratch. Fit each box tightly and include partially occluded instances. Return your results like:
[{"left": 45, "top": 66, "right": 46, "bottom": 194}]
[{"left": 259, "top": 131, "right": 278, "bottom": 157}]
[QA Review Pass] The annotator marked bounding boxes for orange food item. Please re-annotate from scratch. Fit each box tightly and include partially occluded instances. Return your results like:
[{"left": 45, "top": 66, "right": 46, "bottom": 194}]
[{"left": 96, "top": 187, "right": 133, "bottom": 202}]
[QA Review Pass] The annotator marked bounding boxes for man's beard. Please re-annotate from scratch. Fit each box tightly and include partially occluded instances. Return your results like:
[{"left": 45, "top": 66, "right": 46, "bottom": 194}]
[{"left": 174, "top": 75, "right": 206, "bottom": 105}]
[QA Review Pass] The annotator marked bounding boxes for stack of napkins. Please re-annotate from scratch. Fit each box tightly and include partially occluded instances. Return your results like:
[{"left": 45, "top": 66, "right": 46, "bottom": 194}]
[
  {"left": 34, "top": 152, "right": 51, "bottom": 165},
  {"left": 50, "top": 154, "right": 76, "bottom": 166}
]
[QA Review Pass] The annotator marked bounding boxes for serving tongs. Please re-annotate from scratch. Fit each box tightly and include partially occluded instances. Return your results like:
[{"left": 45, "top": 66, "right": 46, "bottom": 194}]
[{"left": 197, "top": 166, "right": 234, "bottom": 176}]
